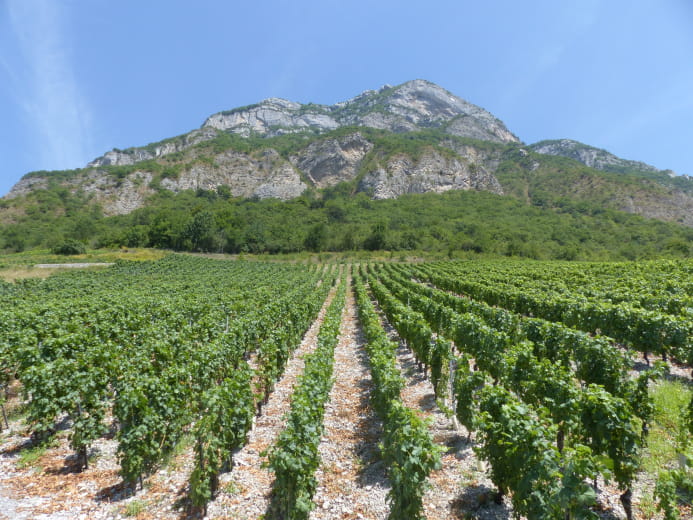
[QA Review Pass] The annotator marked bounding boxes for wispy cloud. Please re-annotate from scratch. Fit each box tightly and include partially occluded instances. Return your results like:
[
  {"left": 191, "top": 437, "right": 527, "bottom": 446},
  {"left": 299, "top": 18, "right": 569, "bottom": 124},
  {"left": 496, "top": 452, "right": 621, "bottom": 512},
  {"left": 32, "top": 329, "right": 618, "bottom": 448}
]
[{"left": 6, "top": 0, "right": 93, "bottom": 170}]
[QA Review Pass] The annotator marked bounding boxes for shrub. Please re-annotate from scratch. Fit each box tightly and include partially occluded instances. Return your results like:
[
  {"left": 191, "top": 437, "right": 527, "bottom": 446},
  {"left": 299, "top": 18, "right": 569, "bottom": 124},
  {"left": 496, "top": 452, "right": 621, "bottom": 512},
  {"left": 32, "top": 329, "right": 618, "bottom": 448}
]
[{"left": 51, "top": 239, "right": 86, "bottom": 255}]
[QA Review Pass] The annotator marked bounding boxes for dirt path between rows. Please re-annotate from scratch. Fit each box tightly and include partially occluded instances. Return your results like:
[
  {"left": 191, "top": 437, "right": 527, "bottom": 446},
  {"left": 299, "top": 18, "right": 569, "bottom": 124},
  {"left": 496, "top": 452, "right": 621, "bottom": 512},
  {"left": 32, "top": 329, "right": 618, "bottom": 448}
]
[
  {"left": 0, "top": 277, "right": 339, "bottom": 520},
  {"left": 309, "top": 277, "right": 389, "bottom": 520},
  {"left": 391, "top": 339, "right": 512, "bottom": 520},
  {"left": 206, "top": 279, "right": 340, "bottom": 519},
  {"left": 366, "top": 285, "right": 512, "bottom": 520}
]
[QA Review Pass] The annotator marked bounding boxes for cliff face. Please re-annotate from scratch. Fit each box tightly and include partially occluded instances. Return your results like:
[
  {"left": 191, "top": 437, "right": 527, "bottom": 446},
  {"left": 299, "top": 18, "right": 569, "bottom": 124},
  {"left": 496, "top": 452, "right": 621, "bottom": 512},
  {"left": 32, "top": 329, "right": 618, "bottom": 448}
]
[
  {"left": 359, "top": 150, "right": 503, "bottom": 199},
  {"left": 203, "top": 98, "right": 340, "bottom": 137},
  {"left": 530, "top": 139, "right": 667, "bottom": 174},
  {"left": 201, "top": 80, "right": 519, "bottom": 144},
  {"left": 6, "top": 127, "right": 505, "bottom": 216},
  {"left": 289, "top": 133, "right": 373, "bottom": 188},
  {"left": 10, "top": 155, "right": 308, "bottom": 216},
  {"left": 82, "top": 79, "right": 519, "bottom": 170},
  {"left": 4, "top": 80, "right": 692, "bottom": 228},
  {"left": 87, "top": 128, "right": 219, "bottom": 167}
]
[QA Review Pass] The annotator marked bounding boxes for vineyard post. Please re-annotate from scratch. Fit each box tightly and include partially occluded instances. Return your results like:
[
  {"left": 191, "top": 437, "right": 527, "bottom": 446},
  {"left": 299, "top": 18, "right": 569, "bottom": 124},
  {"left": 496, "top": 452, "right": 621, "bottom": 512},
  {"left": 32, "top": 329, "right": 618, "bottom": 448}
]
[
  {"left": 449, "top": 356, "right": 460, "bottom": 431},
  {"left": 0, "top": 381, "right": 8, "bottom": 430},
  {"left": 1, "top": 399, "right": 8, "bottom": 430}
]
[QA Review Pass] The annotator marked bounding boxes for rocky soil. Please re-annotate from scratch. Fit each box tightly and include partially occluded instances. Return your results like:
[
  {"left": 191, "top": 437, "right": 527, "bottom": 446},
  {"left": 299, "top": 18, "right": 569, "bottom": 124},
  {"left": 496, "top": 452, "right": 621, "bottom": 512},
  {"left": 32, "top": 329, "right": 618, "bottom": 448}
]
[
  {"left": 205, "top": 281, "right": 339, "bottom": 519},
  {"left": 308, "top": 277, "right": 389, "bottom": 520},
  {"left": 0, "top": 276, "right": 690, "bottom": 520}
]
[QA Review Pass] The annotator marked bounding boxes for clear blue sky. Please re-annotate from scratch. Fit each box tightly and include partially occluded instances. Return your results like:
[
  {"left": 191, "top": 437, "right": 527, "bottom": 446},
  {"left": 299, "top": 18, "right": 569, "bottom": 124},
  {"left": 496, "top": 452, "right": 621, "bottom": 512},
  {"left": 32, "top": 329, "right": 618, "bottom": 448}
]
[{"left": 2, "top": 0, "right": 692, "bottom": 196}]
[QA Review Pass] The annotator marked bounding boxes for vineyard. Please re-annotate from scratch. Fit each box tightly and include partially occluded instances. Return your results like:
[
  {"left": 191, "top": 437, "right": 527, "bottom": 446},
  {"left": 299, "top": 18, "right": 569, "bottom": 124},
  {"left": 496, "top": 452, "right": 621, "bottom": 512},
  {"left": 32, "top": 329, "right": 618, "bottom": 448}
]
[{"left": 0, "top": 255, "right": 692, "bottom": 519}]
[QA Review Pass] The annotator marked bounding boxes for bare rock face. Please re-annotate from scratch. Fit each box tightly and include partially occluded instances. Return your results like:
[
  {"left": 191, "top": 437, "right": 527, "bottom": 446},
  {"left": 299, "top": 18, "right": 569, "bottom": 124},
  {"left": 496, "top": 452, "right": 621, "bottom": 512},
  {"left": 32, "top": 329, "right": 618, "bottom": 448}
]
[
  {"left": 289, "top": 133, "right": 373, "bottom": 187},
  {"left": 440, "top": 140, "right": 505, "bottom": 171},
  {"left": 79, "top": 80, "right": 519, "bottom": 176},
  {"left": 358, "top": 150, "right": 503, "bottom": 199},
  {"left": 529, "top": 139, "right": 662, "bottom": 173},
  {"left": 158, "top": 149, "right": 306, "bottom": 198},
  {"left": 142, "top": 149, "right": 307, "bottom": 213},
  {"left": 446, "top": 114, "right": 518, "bottom": 143},
  {"left": 5, "top": 176, "right": 50, "bottom": 198},
  {"left": 87, "top": 128, "right": 219, "bottom": 167},
  {"left": 335, "top": 80, "right": 520, "bottom": 144},
  {"left": 201, "top": 80, "right": 520, "bottom": 144},
  {"left": 102, "top": 171, "right": 155, "bottom": 215},
  {"left": 203, "top": 98, "right": 340, "bottom": 136},
  {"left": 8, "top": 148, "right": 308, "bottom": 216},
  {"left": 613, "top": 190, "right": 693, "bottom": 227}
]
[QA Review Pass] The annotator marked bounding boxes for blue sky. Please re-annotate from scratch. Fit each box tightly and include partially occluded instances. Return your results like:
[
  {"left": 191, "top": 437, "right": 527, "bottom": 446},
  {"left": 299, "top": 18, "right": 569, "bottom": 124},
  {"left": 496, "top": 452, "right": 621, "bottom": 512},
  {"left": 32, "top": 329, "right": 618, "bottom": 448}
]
[{"left": 1, "top": 0, "right": 692, "bottom": 196}]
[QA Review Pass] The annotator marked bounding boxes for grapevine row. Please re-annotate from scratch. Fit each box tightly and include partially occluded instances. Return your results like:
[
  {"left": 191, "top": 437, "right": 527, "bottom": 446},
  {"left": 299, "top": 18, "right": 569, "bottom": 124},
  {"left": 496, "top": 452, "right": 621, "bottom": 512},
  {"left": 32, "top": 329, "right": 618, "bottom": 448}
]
[
  {"left": 353, "top": 269, "right": 441, "bottom": 520},
  {"left": 0, "top": 256, "right": 334, "bottom": 509},
  {"left": 414, "top": 262, "right": 692, "bottom": 365},
  {"left": 266, "top": 276, "right": 346, "bottom": 520},
  {"left": 365, "top": 264, "right": 646, "bottom": 518}
]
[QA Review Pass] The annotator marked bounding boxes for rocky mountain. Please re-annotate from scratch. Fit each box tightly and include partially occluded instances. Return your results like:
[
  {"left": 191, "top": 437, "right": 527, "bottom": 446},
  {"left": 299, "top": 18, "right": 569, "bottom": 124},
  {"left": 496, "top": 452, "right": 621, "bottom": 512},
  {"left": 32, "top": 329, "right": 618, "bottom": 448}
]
[
  {"left": 202, "top": 79, "right": 519, "bottom": 143},
  {"left": 84, "top": 79, "right": 518, "bottom": 168},
  {"left": 529, "top": 139, "right": 672, "bottom": 175},
  {"left": 3, "top": 79, "right": 693, "bottom": 228}
]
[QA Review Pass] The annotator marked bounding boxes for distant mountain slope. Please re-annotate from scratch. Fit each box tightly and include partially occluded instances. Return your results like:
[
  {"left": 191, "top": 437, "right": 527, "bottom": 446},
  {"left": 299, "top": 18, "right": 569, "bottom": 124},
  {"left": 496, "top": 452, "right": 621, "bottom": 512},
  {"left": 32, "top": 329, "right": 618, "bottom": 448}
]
[
  {"left": 495, "top": 147, "right": 693, "bottom": 227},
  {"left": 82, "top": 79, "right": 518, "bottom": 169},
  {"left": 2, "top": 80, "right": 692, "bottom": 230},
  {"left": 530, "top": 139, "right": 666, "bottom": 174}
]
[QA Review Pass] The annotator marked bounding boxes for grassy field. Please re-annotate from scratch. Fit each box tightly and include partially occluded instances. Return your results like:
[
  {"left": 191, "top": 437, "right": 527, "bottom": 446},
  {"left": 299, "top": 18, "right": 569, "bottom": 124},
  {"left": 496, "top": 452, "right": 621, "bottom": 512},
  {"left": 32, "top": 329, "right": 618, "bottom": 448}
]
[{"left": 0, "top": 248, "right": 166, "bottom": 281}]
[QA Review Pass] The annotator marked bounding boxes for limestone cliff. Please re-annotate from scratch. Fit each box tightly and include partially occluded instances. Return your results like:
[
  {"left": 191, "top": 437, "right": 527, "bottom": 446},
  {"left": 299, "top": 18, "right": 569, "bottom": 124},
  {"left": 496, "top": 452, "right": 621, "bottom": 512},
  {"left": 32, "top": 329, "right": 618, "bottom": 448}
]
[
  {"left": 289, "top": 133, "right": 373, "bottom": 188},
  {"left": 359, "top": 150, "right": 503, "bottom": 199},
  {"left": 201, "top": 79, "right": 519, "bottom": 144},
  {"left": 530, "top": 139, "right": 670, "bottom": 175},
  {"left": 4, "top": 80, "right": 691, "bottom": 228}
]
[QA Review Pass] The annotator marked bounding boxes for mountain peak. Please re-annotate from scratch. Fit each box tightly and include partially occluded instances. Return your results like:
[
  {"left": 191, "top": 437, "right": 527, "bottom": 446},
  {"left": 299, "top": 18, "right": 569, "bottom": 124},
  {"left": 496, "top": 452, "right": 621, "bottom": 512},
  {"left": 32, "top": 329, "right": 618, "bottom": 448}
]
[
  {"left": 337, "top": 79, "right": 519, "bottom": 141},
  {"left": 83, "top": 80, "right": 522, "bottom": 170},
  {"left": 199, "top": 80, "right": 520, "bottom": 144}
]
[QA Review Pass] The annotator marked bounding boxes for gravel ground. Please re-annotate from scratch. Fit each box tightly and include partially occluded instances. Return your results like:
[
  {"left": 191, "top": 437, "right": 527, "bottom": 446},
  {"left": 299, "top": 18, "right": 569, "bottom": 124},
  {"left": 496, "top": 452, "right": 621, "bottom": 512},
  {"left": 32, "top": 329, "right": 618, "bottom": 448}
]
[
  {"left": 0, "top": 423, "right": 124, "bottom": 520},
  {"left": 393, "top": 344, "right": 515, "bottom": 520},
  {"left": 206, "top": 280, "right": 340, "bottom": 519},
  {"left": 310, "top": 277, "right": 390, "bottom": 520},
  {"left": 367, "top": 288, "right": 513, "bottom": 520},
  {"left": 1, "top": 271, "right": 690, "bottom": 520}
]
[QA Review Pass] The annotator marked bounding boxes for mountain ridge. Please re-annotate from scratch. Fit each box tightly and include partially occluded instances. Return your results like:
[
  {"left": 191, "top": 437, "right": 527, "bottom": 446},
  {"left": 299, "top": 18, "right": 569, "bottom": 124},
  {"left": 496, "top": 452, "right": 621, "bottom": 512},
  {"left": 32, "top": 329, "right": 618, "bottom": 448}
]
[
  {"left": 529, "top": 138, "right": 678, "bottom": 177},
  {"left": 3, "top": 80, "right": 692, "bottom": 229},
  {"left": 82, "top": 79, "right": 519, "bottom": 169}
]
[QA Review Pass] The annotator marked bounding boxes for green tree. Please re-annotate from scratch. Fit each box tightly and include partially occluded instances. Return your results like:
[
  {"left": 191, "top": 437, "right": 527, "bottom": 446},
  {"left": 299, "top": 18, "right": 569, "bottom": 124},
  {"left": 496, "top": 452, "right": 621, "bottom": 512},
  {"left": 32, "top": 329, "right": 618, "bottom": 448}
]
[
  {"left": 364, "top": 221, "right": 388, "bottom": 250},
  {"left": 304, "top": 223, "right": 327, "bottom": 252},
  {"left": 184, "top": 211, "right": 220, "bottom": 252},
  {"left": 52, "top": 239, "right": 86, "bottom": 255}
]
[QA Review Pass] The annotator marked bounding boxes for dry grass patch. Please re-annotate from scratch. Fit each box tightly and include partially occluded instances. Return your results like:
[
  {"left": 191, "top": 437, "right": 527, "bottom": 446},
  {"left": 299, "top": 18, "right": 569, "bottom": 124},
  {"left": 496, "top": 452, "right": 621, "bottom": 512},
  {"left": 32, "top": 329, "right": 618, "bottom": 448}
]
[{"left": 0, "top": 266, "right": 59, "bottom": 281}]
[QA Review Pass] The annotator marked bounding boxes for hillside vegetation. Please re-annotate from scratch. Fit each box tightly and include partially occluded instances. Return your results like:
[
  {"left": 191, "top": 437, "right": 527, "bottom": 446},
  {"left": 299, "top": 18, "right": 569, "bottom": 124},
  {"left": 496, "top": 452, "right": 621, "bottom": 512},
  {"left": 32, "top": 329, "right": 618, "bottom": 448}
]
[
  {"left": 2, "top": 80, "right": 692, "bottom": 259},
  {"left": 1, "top": 184, "right": 692, "bottom": 260}
]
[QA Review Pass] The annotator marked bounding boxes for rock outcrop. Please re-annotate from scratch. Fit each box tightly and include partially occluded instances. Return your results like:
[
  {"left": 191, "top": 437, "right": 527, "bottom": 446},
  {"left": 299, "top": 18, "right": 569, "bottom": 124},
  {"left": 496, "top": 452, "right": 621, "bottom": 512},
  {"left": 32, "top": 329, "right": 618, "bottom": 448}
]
[
  {"left": 201, "top": 79, "right": 520, "bottom": 144},
  {"left": 289, "top": 133, "right": 373, "bottom": 187},
  {"left": 529, "top": 139, "right": 666, "bottom": 174},
  {"left": 203, "top": 98, "right": 340, "bottom": 137},
  {"left": 158, "top": 149, "right": 307, "bottom": 201},
  {"left": 359, "top": 150, "right": 503, "bottom": 199},
  {"left": 92, "top": 79, "right": 520, "bottom": 170},
  {"left": 333, "top": 80, "right": 519, "bottom": 143},
  {"left": 87, "top": 128, "right": 219, "bottom": 167},
  {"left": 4, "top": 80, "right": 692, "bottom": 228}
]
